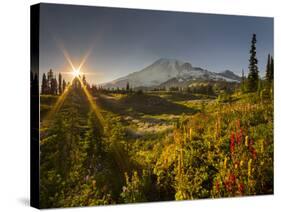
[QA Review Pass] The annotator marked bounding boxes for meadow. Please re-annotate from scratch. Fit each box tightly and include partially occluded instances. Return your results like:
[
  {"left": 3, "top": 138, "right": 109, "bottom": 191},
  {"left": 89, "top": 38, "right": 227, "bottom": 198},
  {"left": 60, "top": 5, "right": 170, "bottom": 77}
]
[{"left": 39, "top": 81, "right": 273, "bottom": 208}]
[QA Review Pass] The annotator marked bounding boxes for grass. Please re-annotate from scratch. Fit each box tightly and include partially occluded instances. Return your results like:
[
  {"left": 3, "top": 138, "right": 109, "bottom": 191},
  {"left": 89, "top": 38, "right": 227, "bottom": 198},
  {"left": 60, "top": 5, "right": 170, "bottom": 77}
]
[{"left": 39, "top": 87, "right": 273, "bottom": 207}]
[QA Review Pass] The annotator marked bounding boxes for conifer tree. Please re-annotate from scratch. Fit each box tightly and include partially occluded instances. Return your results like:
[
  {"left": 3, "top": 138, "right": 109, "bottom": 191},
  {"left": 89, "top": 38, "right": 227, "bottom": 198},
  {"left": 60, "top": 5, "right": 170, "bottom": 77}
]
[
  {"left": 247, "top": 34, "right": 259, "bottom": 92},
  {"left": 62, "top": 79, "right": 66, "bottom": 93},
  {"left": 82, "top": 74, "right": 87, "bottom": 86},
  {"left": 270, "top": 56, "right": 274, "bottom": 81},
  {"left": 41, "top": 73, "right": 48, "bottom": 94},
  {"left": 58, "top": 73, "right": 62, "bottom": 95},
  {"left": 51, "top": 77, "right": 58, "bottom": 95}
]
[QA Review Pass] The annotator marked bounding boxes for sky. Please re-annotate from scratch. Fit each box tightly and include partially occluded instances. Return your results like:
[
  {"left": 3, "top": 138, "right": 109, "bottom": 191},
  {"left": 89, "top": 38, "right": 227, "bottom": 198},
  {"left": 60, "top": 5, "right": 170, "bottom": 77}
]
[{"left": 39, "top": 3, "right": 273, "bottom": 85}]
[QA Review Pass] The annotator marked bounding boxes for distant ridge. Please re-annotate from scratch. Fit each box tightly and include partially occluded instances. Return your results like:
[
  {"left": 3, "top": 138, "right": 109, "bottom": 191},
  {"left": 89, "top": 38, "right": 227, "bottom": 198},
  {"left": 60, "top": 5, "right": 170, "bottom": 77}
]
[{"left": 102, "top": 58, "right": 241, "bottom": 89}]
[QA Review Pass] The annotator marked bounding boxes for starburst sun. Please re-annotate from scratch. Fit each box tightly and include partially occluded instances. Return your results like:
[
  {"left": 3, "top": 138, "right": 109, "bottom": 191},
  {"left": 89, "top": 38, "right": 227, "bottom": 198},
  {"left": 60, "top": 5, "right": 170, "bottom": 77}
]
[{"left": 72, "top": 69, "right": 80, "bottom": 77}]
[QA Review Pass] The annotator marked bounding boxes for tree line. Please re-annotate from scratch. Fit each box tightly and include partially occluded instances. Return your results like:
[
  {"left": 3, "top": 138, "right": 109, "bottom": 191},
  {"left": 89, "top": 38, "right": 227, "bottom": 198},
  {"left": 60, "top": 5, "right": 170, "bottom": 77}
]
[
  {"left": 242, "top": 33, "right": 274, "bottom": 93},
  {"left": 41, "top": 69, "right": 67, "bottom": 95}
]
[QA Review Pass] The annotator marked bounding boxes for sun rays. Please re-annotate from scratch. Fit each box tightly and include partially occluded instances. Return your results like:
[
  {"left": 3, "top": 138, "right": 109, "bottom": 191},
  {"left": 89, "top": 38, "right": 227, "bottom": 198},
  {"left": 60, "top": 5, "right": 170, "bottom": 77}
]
[{"left": 42, "top": 43, "right": 105, "bottom": 127}]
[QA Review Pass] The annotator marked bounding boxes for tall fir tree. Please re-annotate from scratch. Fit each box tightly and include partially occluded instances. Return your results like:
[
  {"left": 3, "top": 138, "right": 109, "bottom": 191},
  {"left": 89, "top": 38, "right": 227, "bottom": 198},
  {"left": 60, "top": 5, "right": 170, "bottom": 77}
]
[
  {"left": 62, "top": 79, "right": 67, "bottom": 93},
  {"left": 41, "top": 73, "right": 48, "bottom": 94},
  {"left": 270, "top": 56, "right": 274, "bottom": 81},
  {"left": 247, "top": 34, "right": 259, "bottom": 92},
  {"left": 82, "top": 74, "right": 87, "bottom": 86},
  {"left": 265, "top": 54, "right": 271, "bottom": 82},
  {"left": 51, "top": 77, "right": 58, "bottom": 95},
  {"left": 58, "top": 73, "right": 62, "bottom": 95},
  {"left": 47, "top": 69, "right": 53, "bottom": 92}
]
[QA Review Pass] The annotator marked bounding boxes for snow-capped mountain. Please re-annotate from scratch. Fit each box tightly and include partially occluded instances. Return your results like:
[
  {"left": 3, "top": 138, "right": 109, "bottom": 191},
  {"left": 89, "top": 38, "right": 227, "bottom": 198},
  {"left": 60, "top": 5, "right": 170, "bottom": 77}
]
[{"left": 102, "top": 58, "right": 241, "bottom": 89}]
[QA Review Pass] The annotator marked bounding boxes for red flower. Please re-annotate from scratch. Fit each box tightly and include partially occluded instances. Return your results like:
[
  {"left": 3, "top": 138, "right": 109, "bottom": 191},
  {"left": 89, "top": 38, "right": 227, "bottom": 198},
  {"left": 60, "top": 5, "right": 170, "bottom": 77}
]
[
  {"left": 229, "top": 173, "right": 236, "bottom": 184},
  {"left": 238, "top": 182, "right": 244, "bottom": 194},
  {"left": 236, "top": 128, "right": 243, "bottom": 144},
  {"left": 230, "top": 132, "right": 235, "bottom": 155}
]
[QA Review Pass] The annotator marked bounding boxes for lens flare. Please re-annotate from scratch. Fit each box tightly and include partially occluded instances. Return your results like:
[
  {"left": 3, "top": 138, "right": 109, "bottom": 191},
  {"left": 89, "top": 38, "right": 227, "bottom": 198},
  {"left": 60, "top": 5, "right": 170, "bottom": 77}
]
[{"left": 72, "top": 69, "right": 80, "bottom": 77}]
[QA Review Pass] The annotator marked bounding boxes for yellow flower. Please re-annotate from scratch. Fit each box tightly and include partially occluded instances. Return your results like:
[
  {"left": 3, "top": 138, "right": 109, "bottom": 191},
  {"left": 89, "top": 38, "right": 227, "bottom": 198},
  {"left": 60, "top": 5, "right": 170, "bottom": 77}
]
[
  {"left": 245, "top": 136, "right": 249, "bottom": 147},
  {"left": 189, "top": 128, "right": 192, "bottom": 141},
  {"left": 248, "top": 159, "right": 252, "bottom": 178},
  {"left": 240, "top": 160, "right": 244, "bottom": 167},
  {"left": 223, "top": 157, "right": 227, "bottom": 169}
]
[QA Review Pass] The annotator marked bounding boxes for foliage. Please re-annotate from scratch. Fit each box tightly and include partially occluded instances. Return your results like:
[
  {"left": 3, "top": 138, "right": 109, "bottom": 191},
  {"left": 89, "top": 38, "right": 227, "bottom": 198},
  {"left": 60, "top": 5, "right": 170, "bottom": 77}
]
[
  {"left": 247, "top": 34, "right": 259, "bottom": 92},
  {"left": 39, "top": 71, "right": 273, "bottom": 207}
]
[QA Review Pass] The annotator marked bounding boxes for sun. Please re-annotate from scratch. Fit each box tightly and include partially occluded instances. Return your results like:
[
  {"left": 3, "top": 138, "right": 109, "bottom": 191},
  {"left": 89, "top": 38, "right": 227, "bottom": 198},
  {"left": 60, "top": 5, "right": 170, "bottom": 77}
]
[{"left": 72, "top": 69, "right": 80, "bottom": 77}]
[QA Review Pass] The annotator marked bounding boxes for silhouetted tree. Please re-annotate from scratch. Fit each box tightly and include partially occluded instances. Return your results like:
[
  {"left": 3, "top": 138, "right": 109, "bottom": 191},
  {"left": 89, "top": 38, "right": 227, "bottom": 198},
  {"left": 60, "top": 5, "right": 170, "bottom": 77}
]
[
  {"left": 270, "top": 56, "right": 274, "bottom": 82},
  {"left": 41, "top": 73, "right": 48, "bottom": 94},
  {"left": 82, "top": 74, "right": 87, "bottom": 86},
  {"left": 58, "top": 73, "right": 62, "bottom": 94},
  {"left": 51, "top": 77, "right": 58, "bottom": 95},
  {"left": 247, "top": 34, "right": 259, "bottom": 92},
  {"left": 62, "top": 79, "right": 66, "bottom": 93},
  {"left": 47, "top": 69, "right": 54, "bottom": 91}
]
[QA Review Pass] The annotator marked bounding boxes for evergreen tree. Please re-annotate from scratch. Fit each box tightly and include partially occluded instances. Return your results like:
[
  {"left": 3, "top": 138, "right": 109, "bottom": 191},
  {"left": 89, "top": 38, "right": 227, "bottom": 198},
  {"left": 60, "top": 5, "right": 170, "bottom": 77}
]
[
  {"left": 247, "top": 34, "right": 259, "bottom": 92},
  {"left": 41, "top": 73, "right": 48, "bottom": 94},
  {"left": 47, "top": 69, "right": 54, "bottom": 93},
  {"left": 270, "top": 56, "right": 274, "bottom": 81},
  {"left": 58, "top": 73, "right": 62, "bottom": 95},
  {"left": 51, "top": 77, "right": 58, "bottom": 95},
  {"left": 82, "top": 74, "right": 87, "bottom": 86},
  {"left": 265, "top": 54, "right": 274, "bottom": 84},
  {"left": 62, "top": 79, "right": 66, "bottom": 93},
  {"left": 126, "top": 82, "right": 130, "bottom": 91}
]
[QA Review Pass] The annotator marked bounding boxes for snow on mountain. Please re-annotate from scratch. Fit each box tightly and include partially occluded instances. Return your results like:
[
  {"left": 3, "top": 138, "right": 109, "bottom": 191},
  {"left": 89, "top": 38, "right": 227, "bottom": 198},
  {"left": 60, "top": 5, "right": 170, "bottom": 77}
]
[{"left": 102, "top": 58, "right": 241, "bottom": 89}]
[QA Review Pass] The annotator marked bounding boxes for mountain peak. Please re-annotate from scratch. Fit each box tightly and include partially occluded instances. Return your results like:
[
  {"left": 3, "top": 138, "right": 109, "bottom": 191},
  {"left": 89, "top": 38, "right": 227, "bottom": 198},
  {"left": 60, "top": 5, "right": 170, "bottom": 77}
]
[
  {"left": 102, "top": 59, "right": 241, "bottom": 89},
  {"left": 217, "top": 70, "right": 241, "bottom": 81},
  {"left": 221, "top": 70, "right": 234, "bottom": 74},
  {"left": 153, "top": 58, "right": 184, "bottom": 65}
]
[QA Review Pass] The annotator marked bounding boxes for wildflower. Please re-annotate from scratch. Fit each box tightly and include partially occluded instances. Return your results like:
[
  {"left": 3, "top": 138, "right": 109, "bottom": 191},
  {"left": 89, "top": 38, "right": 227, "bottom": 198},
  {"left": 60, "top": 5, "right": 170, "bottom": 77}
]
[
  {"left": 223, "top": 157, "right": 228, "bottom": 169},
  {"left": 236, "top": 128, "right": 243, "bottom": 144},
  {"left": 230, "top": 132, "right": 235, "bottom": 155},
  {"left": 229, "top": 173, "right": 236, "bottom": 184},
  {"left": 238, "top": 182, "right": 244, "bottom": 194},
  {"left": 248, "top": 159, "right": 252, "bottom": 178},
  {"left": 245, "top": 136, "right": 249, "bottom": 147},
  {"left": 189, "top": 128, "right": 192, "bottom": 141},
  {"left": 240, "top": 160, "right": 244, "bottom": 167}
]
